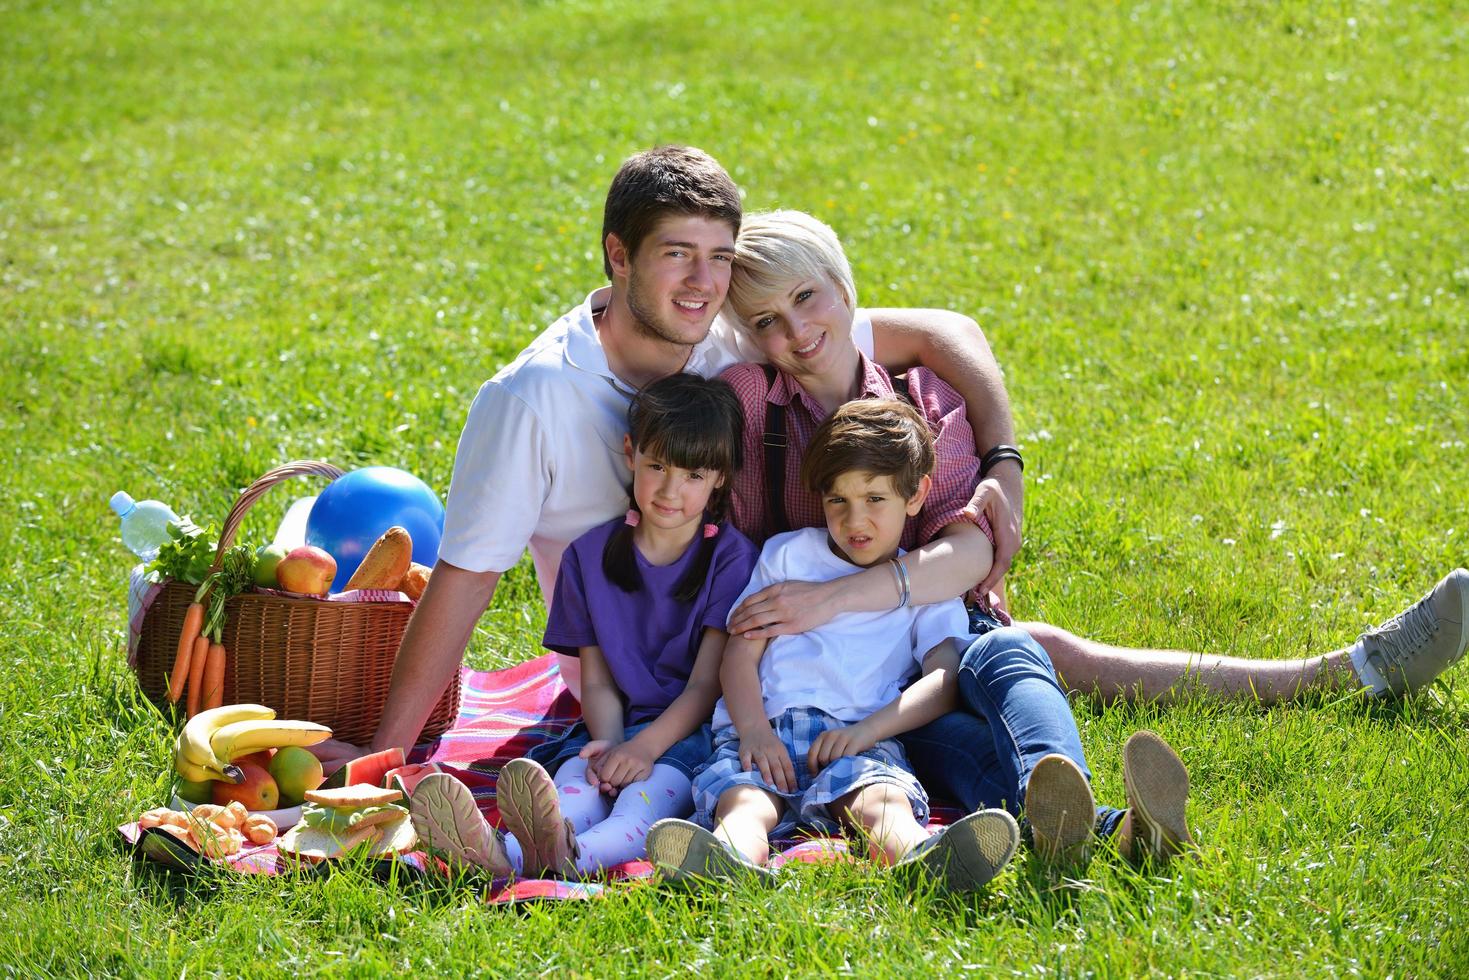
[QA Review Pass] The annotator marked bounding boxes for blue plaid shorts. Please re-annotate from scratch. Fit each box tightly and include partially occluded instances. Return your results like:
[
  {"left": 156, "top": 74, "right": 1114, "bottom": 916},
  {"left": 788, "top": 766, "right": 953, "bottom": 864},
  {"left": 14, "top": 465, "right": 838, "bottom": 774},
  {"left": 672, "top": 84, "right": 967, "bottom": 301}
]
[{"left": 692, "top": 706, "right": 930, "bottom": 837}]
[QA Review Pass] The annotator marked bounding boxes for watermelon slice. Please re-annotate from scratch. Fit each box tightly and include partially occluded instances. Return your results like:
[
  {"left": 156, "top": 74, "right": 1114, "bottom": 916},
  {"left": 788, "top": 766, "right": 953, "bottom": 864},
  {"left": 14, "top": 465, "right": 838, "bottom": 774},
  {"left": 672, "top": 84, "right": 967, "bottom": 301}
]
[
  {"left": 321, "top": 746, "right": 406, "bottom": 790},
  {"left": 384, "top": 762, "right": 447, "bottom": 798}
]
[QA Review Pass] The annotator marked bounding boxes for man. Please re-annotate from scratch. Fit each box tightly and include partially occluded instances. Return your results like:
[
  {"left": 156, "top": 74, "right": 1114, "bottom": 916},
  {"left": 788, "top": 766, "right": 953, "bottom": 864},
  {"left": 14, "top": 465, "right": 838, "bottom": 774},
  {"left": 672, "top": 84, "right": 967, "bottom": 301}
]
[{"left": 369, "top": 146, "right": 1026, "bottom": 753}]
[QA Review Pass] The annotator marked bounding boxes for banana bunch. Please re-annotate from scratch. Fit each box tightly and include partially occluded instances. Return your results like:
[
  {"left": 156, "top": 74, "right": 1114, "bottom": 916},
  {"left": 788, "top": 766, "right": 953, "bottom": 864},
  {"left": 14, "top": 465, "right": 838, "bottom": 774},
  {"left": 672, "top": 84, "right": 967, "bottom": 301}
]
[{"left": 174, "top": 704, "right": 332, "bottom": 783}]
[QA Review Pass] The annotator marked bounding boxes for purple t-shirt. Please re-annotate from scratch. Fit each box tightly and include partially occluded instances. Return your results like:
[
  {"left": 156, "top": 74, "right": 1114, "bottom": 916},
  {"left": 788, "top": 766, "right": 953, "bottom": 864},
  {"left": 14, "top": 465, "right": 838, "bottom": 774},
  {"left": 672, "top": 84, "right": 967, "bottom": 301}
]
[{"left": 543, "top": 517, "right": 759, "bottom": 726}]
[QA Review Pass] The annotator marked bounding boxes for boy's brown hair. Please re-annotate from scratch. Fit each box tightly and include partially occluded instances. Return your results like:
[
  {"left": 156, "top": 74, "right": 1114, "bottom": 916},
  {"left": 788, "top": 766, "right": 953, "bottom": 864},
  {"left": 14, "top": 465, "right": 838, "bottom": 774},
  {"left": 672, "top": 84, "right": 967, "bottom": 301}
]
[
  {"left": 801, "top": 398, "right": 934, "bottom": 499},
  {"left": 601, "top": 146, "right": 742, "bottom": 278}
]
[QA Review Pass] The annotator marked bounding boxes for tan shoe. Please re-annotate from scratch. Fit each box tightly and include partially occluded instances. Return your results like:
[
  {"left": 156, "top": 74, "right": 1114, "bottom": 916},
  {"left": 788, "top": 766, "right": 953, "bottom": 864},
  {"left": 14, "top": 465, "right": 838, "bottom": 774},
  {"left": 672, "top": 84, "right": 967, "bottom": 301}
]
[
  {"left": 496, "top": 758, "right": 579, "bottom": 878},
  {"left": 1119, "top": 730, "right": 1193, "bottom": 864},
  {"left": 892, "top": 809, "right": 1019, "bottom": 893},
  {"left": 409, "top": 773, "right": 512, "bottom": 877},
  {"left": 1026, "top": 754, "right": 1096, "bottom": 868},
  {"left": 645, "top": 818, "right": 774, "bottom": 888}
]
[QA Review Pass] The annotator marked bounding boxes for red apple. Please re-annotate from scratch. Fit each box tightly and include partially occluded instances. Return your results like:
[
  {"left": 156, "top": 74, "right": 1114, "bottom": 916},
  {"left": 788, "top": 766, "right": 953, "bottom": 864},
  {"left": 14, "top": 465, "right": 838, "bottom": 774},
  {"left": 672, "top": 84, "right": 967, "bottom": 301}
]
[
  {"left": 275, "top": 545, "right": 336, "bottom": 595},
  {"left": 209, "top": 762, "right": 280, "bottom": 811},
  {"left": 231, "top": 749, "right": 274, "bottom": 769}
]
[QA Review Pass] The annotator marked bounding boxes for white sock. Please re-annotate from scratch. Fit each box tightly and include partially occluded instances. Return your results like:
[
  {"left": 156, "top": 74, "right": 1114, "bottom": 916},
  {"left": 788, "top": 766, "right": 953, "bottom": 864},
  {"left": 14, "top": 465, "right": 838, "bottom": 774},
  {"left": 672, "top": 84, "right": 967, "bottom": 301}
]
[
  {"left": 572, "top": 764, "right": 693, "bottom": 875},
  {"left": 502, "top": 833, "right": 524, "bottom": 874},
  {"left": 1348, "top": 639, "right": 1389, "bottom": 696}
]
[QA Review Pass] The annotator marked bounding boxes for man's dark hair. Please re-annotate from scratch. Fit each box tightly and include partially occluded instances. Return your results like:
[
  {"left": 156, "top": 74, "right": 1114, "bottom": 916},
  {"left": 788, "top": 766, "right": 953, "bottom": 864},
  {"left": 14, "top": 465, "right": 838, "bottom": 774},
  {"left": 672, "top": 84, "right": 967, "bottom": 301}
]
[
  {"left": 801, "top": 398, "right": 934, "bottom": 499},
  {"left": 601, "top": 146, "right": 742, "bottom": 278}
]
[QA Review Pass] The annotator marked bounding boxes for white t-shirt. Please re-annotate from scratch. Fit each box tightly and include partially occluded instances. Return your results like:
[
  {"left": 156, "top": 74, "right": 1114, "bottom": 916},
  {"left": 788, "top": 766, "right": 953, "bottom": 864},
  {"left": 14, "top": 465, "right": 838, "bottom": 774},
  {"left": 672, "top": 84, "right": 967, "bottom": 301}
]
[
  {"left": 438, "top": 288, "right": 875, "bottom": 696},
  {"left": 711, "top": 528, "right": 970, "bottom": 729}
]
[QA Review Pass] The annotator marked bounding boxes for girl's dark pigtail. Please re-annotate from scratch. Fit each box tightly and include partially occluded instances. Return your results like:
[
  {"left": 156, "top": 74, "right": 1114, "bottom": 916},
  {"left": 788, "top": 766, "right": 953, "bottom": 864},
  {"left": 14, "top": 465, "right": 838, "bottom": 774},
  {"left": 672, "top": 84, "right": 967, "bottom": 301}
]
[
  {"left": 602, "top": 500, "right": 643, "bottom": 594},
  {"left": 671, "top": 487, "right": 731, "bottom": 604}
]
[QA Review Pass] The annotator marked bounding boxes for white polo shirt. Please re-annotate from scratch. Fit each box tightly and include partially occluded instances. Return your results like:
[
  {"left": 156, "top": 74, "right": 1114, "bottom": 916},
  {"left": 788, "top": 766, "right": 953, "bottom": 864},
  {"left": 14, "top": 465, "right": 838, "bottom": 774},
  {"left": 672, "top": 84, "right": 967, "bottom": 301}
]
[
  {"left": 439, "top": 288, "right": 874, "bottom": 696},
  {"left": 711, "top": 528, "right": 970, "bottom": 729}
]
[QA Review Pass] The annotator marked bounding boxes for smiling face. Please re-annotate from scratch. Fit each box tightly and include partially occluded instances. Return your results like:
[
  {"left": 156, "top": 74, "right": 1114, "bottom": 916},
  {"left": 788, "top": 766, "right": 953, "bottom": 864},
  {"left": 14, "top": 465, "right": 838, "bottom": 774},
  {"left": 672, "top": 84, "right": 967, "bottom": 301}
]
[
  {"left": 624, "top": 439, "right": 725, "bottom": 537},
  {"left": 820, "top": 470, "right": 931, "bottom": 567},
  {"left": 609, "top": 214, "right": 737, "bottom": 348},
  {"left": 738, "top": 274, "right": 857, "bottom": 388}
]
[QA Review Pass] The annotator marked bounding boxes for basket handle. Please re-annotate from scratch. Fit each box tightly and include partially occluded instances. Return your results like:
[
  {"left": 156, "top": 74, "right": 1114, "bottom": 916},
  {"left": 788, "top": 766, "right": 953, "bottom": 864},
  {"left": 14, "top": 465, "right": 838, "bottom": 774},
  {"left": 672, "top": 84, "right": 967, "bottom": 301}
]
[{"left": 208, "top": 460, "right": 346, "bottom": 573}]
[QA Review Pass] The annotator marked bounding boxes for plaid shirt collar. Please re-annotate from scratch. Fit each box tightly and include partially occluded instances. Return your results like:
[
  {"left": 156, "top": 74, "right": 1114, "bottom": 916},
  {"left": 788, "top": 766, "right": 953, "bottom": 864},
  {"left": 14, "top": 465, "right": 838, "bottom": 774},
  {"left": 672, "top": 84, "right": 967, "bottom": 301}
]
[{"left": 765, "top": 352, "right": 894, "bottom": 415}]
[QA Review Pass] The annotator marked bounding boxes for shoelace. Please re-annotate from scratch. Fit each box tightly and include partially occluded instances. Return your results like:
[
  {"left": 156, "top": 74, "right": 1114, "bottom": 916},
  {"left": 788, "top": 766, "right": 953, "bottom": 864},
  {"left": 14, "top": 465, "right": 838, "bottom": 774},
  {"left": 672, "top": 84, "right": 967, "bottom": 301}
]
[{"left": 1362, "top": 591, "right": 1438, "bottom": 668}]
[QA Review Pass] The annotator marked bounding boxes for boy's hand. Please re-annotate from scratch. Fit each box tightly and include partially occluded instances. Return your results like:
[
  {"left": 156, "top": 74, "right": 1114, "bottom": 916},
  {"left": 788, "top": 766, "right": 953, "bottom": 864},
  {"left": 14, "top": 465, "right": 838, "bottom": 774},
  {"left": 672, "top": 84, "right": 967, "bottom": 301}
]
[
  {"left": 807, "top": 722, "right": 878, "bottom": 771},
  {"left": 739, "top": 727, "right": 796, "bottom": 793},
  {"left": 588, "top": 738, "right": 656, "bottom": 792}
]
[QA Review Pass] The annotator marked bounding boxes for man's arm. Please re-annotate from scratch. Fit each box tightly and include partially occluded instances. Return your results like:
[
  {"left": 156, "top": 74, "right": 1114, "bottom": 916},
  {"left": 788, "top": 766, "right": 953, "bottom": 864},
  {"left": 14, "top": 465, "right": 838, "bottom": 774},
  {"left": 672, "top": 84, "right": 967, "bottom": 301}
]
[
  {"left": 370, "top": 559, "right": 500, "bottom": 753},
  {"left": 868, "top": 308, "right": 1024, "bottom": 593}
]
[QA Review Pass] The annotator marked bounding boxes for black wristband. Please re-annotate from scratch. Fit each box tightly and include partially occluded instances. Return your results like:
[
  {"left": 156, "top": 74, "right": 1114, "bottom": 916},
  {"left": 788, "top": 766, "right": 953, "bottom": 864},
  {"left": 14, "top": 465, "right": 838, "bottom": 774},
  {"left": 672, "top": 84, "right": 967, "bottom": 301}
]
[{"left": 980, "top": 445, "right": 1024, "bottom": 478}]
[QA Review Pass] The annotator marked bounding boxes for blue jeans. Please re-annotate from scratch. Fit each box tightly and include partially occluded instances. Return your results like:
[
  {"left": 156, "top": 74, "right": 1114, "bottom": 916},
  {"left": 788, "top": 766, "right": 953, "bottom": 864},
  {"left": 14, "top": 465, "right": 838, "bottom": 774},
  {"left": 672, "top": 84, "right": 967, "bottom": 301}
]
[{"left": 898, "top": 610, "right": 1125, "bottom": 836}]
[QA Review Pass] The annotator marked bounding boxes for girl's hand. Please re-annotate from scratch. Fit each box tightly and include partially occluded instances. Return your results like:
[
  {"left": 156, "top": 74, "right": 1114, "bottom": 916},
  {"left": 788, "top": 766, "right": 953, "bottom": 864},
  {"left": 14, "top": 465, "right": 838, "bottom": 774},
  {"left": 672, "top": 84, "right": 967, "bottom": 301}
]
[
  {"left": 739, "top": 728, "right": 796, "bottom": 793},
  {"left": 579, "top": 740, "right": 618, "bottom": 795},
  {"left": 592, "top": 739, "right": 657, "bottom": 791},
  {"left": 727, "top": 579, "right": 841, "bottom": 640},
  {"left": 807, "top": 723, "right": 878, "bottom": 772}
]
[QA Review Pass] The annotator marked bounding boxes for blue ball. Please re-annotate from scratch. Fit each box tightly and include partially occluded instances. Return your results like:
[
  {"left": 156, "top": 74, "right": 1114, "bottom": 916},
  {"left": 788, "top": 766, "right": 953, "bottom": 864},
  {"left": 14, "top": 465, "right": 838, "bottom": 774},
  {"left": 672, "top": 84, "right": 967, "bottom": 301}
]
[{"left": 305, "top": 466, "right": 445, "bottom": 592}]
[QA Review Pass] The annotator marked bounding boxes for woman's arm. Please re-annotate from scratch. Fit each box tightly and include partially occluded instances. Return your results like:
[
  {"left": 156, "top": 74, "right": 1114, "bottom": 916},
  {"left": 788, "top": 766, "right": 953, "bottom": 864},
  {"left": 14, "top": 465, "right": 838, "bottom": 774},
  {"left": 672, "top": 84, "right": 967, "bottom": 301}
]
[
  {"left": 727, "top": 521, "right": 991, "bottom": 640},
  {"left": 868, "top": 308, "right": 1023, "bottom": 590}
]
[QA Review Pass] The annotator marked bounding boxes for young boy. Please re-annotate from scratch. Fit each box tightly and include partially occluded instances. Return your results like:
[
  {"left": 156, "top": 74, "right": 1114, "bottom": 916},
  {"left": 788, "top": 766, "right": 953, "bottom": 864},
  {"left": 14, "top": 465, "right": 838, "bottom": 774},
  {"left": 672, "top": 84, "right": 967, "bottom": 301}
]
[{"left": 646, "top": 398, "right": 1023, "bottom": 892}]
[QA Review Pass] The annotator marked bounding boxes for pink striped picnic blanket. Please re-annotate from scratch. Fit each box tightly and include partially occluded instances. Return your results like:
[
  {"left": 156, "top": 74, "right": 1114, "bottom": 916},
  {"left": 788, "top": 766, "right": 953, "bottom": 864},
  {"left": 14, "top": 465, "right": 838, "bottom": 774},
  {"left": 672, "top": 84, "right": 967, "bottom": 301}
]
[{"left": 120, "top": 653, "right": 962, "bottom": 903}]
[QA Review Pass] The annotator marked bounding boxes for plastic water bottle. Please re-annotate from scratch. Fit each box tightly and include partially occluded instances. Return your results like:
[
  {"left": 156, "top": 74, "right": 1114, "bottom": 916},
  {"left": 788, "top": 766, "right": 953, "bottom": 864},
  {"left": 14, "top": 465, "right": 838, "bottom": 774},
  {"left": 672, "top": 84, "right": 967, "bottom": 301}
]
[{"left": 110, "top": 491, "right": 180, "bottom": 561}]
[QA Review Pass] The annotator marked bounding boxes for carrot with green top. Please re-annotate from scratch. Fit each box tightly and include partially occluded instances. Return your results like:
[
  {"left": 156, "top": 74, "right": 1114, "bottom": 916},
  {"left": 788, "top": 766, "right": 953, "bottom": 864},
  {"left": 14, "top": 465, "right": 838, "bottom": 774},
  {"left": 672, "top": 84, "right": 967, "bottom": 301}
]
[{"left": 166, "top": 602, "right": 205, "bottom": 703}]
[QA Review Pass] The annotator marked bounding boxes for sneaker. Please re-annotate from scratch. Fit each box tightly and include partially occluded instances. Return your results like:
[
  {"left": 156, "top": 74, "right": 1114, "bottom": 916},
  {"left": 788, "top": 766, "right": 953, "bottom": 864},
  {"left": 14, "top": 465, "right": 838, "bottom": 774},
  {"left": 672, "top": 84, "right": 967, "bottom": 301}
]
[
  {"left": 1119, "top": 730, "right": 1192, "bottom": 864},
  {"left": 1026, "top": 754, "right": 1096, "bottom": 868},
  {"left": 645, "top": 818, "right": 774, "bottom": 887},
  {"left": 496, "top": 758, "right": 579, "bottom": 878},
  {"left": 409, "top": 772, "right": 512, "bottom": 877},
  {"left": 892, "top": 809, "right": 1019, "bottom": 893},
  {"left": 1354, "top": 568, "right": 1469, "bottom": 696}
]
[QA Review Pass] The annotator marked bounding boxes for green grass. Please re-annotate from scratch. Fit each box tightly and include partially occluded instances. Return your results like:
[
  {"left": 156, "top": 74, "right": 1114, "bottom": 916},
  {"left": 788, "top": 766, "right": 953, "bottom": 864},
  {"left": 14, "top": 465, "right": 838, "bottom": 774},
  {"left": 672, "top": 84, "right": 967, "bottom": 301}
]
[{"left": 3, "top": 0, "right": 1467, "bottom": 974}]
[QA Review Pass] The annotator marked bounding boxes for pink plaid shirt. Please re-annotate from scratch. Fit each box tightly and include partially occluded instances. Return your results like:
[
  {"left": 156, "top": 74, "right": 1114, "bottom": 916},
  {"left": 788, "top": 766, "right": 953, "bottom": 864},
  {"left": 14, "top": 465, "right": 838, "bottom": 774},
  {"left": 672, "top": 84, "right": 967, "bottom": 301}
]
[{"left": 719, "top": 355, "right": 994, "bottom": 553}]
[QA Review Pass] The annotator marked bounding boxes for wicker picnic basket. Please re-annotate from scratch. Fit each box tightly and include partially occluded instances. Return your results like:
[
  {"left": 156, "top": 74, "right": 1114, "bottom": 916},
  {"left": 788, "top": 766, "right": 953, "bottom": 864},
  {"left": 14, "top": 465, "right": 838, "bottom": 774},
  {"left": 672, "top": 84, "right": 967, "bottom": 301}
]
[{"left": 131, "top": 460, "right": 460, "bottom": 746}]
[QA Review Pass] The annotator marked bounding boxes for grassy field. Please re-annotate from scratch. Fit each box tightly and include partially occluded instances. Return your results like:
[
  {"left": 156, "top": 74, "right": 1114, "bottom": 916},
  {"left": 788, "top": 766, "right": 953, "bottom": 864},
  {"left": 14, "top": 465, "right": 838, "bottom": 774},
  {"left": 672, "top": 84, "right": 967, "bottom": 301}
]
[{"left": 3, "top": 0, "right": 1467, "bottom": 974}]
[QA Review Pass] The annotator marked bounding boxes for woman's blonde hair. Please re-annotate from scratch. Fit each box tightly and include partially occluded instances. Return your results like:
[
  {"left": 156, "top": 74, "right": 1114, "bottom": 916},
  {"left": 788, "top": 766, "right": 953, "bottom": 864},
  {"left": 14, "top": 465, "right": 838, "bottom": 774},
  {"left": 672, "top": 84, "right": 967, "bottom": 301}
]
[{"left": 727, "top": 210, "right": 857, "bottom": 326}]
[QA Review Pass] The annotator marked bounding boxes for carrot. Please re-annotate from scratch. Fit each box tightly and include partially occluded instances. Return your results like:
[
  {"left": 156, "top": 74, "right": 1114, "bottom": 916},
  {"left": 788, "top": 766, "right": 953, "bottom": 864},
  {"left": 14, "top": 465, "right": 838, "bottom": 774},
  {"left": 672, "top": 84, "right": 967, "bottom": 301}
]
[
  {"left": 185, "top": 634, "right": 210, "bottom": 717},
  {"left": 167, "top": 602, "right": 205, "bottom": 703},
  {"left": 200, "top": 643, "right": 227, "bottom": 711}
]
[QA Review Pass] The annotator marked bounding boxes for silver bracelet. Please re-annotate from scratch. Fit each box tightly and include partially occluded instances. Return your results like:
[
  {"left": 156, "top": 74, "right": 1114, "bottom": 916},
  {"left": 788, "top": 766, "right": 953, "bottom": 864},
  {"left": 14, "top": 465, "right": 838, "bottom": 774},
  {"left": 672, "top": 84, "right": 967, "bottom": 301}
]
[{"left": 889, "top": 557, "right": 911, "bottom": 609}]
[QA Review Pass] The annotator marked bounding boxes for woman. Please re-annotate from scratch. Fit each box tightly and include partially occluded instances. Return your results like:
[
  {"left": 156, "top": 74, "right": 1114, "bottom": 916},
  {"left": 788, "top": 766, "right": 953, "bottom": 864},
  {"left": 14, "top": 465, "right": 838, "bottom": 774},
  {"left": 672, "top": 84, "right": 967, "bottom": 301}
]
[{"left": 717, "top": 209, "right": 1468, "bottom": 826}]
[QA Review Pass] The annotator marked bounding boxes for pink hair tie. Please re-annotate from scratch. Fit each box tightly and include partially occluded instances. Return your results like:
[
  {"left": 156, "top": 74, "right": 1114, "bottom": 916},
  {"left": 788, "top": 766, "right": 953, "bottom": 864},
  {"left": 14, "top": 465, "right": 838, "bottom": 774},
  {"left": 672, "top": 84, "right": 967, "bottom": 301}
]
[
  {"left": 703, "top": 523, "right": 720, "bottom": 539},
  {"left": 624, "top": 509, "right": 640, "bottom": 527}
]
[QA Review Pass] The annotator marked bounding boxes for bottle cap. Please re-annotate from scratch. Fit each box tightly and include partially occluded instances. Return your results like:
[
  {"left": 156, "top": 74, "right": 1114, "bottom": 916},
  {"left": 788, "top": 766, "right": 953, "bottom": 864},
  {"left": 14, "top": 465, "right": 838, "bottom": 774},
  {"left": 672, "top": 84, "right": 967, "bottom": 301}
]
[{"left": 110, "top": 491, "right": 135, "bottom": 517}]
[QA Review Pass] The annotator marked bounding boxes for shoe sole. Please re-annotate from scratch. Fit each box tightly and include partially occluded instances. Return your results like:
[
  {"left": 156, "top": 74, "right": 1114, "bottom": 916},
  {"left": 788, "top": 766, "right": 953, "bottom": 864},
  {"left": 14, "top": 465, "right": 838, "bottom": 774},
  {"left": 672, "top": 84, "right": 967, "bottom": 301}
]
[
  {"left": 645, "top": 818, "right": 773, "bottom": 887},
  {"left": 1122, "top": 731, "right": 1192, "bottom": 860},
  {"left": 900, "top": 809, "right": 1019, "bottom": 893},
  {"left": 1026, "top": 754, "right": 1095, "bottom": 866},
  {"left": 497, "top": 758, "right": 573, "bottom": 877},
  {"left": 409, "top": 773, "right": 509, "bottom": 875}
]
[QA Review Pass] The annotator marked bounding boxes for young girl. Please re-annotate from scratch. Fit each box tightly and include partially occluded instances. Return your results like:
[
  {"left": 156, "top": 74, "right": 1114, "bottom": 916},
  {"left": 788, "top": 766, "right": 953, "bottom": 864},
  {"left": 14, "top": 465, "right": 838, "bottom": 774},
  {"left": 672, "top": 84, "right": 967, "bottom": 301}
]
[{"left": 410, "top": 373, "right": 759, "bottom": 878}]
